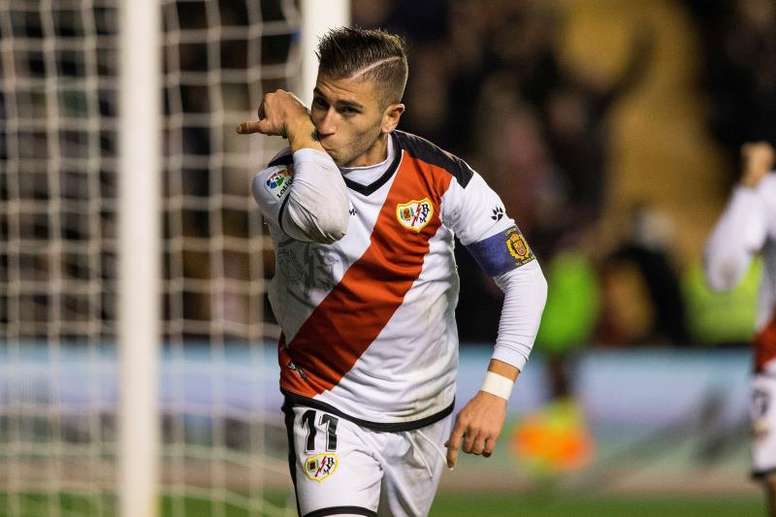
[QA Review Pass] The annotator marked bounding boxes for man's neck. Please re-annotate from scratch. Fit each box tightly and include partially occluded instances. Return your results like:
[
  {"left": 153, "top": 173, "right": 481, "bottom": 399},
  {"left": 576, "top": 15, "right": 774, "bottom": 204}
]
[
  {"left": 341, "top": 132, "right": 395, "bottom": 185},
  {"left": 345, "top": 133, "right": 389, "bottom": 168}
]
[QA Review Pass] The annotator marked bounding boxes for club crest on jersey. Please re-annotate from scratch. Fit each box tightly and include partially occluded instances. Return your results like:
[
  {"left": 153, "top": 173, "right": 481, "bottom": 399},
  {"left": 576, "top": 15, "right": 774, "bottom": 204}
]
[
  {"left": 265, "top": 168, "right": 293, "bottom": 199},
  {"left": 396, "top": 198, "right": 434, "bottom": 233},
  {"left": 505, "top": 227, "right": 535, "bottom": 266},
  {"left": 303, "top": 453, "right": 338, "bottom": 482}
]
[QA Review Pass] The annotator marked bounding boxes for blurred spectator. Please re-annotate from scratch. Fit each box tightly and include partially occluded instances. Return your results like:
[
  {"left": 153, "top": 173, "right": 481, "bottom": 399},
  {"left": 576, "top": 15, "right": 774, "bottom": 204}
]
[
  {"left": 539, "top": 27, "right": 654, "bottom": 226},
  {"left": 598, "top": 203, "right": 687, "bottom": 346}
]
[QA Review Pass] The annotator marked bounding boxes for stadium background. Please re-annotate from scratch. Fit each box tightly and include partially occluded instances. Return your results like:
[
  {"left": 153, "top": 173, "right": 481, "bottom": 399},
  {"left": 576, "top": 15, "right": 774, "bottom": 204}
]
[{"left": 2, "top": 0, "right": 775, "bottom": 515}]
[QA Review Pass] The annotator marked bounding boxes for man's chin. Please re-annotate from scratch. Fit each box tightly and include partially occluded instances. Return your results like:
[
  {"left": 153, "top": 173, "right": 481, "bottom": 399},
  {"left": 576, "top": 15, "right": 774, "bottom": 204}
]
[{"left": 324, "top": 150, "right": 346, "bottom": 166}]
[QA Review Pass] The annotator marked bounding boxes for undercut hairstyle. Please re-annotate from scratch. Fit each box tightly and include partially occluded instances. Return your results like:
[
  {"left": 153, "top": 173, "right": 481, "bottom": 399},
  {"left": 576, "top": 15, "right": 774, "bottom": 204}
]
[{"left": 316, "top": 27, "right": 409, "bottom": 107}]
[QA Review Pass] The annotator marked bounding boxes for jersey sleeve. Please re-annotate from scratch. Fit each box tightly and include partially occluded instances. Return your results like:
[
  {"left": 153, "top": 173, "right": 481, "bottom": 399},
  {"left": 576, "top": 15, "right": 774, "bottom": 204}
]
[
  {"left": 252, "top": 147, "right": 350, "bottom": 243},
  {"left": 704, "top": 183, "right": 769, "bottom": 291},
  {"left": 251, "top": 149, "right": 294, "bottom": 230},
  {"left": 491, "top": 260, "right": 547, "bottom": 371},
  {"left": 442, "top": 170, "right": 546, "bottom": 371},
  {"left": 442, "top": 171, "right": 536, "bottom": 276}
]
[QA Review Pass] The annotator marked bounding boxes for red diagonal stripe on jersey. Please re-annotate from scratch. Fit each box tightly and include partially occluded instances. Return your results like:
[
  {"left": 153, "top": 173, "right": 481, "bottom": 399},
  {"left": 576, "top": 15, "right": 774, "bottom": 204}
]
[{"left": 279, "top": 156, "right": 453, "bottom": 397}]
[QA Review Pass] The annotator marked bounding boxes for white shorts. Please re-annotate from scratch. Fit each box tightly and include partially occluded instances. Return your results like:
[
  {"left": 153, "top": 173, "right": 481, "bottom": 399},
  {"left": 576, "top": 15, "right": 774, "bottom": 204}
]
[
  {"left": 751, "top": 374, "right": 776, "bottom": 478},
  {"left": 283, "top": 404, "right": 452, "bottom": 517}
]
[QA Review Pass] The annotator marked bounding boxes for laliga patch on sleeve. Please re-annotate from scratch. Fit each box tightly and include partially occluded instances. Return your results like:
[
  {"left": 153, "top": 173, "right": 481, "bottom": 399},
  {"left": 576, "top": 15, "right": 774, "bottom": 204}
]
[
  {"left": 467, "top": 226, "right": 535, "bottom": 276},
  {"left": 264, "top": 167, "right": 293, "bottom": 200}
]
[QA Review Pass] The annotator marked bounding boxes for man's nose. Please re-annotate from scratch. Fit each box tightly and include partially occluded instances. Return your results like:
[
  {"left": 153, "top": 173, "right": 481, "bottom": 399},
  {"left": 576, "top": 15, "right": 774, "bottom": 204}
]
[{"left": 316, "top": 109, "right": 337, "bottom": 138}]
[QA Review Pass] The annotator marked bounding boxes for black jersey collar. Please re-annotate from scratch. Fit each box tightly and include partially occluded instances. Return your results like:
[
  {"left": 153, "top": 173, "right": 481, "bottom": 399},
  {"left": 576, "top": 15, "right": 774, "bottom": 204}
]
[{"left": 343, "top": 132, "right": 402, "bottom": 196}]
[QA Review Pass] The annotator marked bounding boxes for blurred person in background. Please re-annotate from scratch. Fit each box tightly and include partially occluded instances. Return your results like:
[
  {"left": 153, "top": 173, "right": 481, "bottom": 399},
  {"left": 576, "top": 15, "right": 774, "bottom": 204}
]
[
  {"left": 705, "top": 141, "right": 776, "bottom": 515},
  {"left": 599, "top": 202, "right": 687, "bottom": 346},
  {"left": 238, "top": 27, "right": 547, "bottom": 516}
]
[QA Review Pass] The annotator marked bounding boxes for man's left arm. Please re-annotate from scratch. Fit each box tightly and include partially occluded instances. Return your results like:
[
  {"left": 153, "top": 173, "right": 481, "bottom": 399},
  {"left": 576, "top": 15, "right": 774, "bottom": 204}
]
[
  {"left": 445, "top": 259, "right": 547, "bottom": 469},
  {"left": 439, "top": 169, "right": 547, "bottom": 469}
]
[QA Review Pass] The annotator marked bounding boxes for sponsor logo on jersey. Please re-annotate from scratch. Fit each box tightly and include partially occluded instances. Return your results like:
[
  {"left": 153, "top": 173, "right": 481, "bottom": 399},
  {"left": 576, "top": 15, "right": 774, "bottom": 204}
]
[
  {"left": 265, "top": 168, "right": 293, "bottom": 199},
  {"left": 505, "top": 227, "right": 534, "bottom": 266},
  {"left": 396, "top": 198, "right": 434, "bottom": 233},
  {"left": 303, "top": 453, "right": 338, "bottom": 482},
  {"left": 491, "top": 206, "right": 504, "bottom": 221}
]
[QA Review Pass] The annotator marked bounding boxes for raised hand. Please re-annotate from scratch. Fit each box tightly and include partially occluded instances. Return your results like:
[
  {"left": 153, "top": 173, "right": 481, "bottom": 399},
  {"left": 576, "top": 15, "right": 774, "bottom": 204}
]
[
  {"left": 741, "top": 141, "right": 775, "bottom": 188},
  {"left": 237, "top": 89, "right": 321, "bottom": 152}
]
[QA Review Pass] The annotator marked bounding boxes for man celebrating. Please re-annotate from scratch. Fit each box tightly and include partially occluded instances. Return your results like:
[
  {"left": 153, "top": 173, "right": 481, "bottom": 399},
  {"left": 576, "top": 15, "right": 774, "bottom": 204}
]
[
  {"left": 705, "top": 141, "right": 776, "bottom": 516},
  {"left": 238, "top": 27, "right": 547, "bottom": 517}
]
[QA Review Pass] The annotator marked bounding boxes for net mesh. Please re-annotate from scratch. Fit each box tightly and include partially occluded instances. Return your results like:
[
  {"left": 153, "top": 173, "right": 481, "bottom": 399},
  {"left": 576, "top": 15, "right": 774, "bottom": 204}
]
[{"left": 0, "top": 0, "right": 297, "bottom": 515}]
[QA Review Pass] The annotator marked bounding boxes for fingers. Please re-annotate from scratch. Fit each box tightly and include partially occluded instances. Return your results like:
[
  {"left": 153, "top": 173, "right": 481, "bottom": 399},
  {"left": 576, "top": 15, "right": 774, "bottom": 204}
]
[
  {"left": 239, "top": 89, "right": 309, "bottom": 137},
  {"left": 461, "top": 427, "right": 490, "bottom": 456},
  {"left": 235, "top": 120, "right": 264, "bottom": 134},
  {"left": 483, "top": 436, "right": 496, "bottom": 458},
  {"left": 446, "top": 394, "right": 507, "bottom": 467},
  {"left": 445, "top": 421, "right": 465, "bottom": 469},
  {"left": 236, "top": 119, "right": 288, "bottom": 138},
  {"left": 462, "top": 427, "right": 477, "bottom": 454},
  {"left": 446, "top": 419, "right": 499, "bottom": 469},
  {"left": 469, "top": 433, "right": 487, "bottom": 456},
  {"left": 236, "top": 120, "right": 260, "bottom": 134},
  {"left": 236, "top": 95, "right": 271, "bottom": 135}
]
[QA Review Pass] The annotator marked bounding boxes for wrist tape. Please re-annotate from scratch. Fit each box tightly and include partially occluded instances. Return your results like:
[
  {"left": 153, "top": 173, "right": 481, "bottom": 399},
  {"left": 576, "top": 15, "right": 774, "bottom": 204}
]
[{"left": 480, "top": 371, "right": 514, "bottom": 400}]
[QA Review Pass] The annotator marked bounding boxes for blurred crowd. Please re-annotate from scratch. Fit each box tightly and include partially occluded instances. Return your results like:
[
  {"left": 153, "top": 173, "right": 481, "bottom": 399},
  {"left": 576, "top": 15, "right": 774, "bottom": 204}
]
[
  {"left": 4, "top": 0, "right": 776, "bottom": 352},
  {"left": 351, "top": 0, "right": 776, "bottom": 352},
  {"left": 687, "top": 0, "right": 776, "bottom": 185}
]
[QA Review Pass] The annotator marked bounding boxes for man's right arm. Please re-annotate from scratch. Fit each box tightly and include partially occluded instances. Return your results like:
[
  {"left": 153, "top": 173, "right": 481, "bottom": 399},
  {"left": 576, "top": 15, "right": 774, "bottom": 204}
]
[{"left": 241, "top": 90, "right": 349, "bottom": 243}]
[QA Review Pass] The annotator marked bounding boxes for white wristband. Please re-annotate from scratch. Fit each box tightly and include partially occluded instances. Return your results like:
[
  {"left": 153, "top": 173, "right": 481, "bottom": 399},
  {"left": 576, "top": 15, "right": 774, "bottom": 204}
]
[{"left": 480, "top": 371, "right": 514, "bottom": 400}]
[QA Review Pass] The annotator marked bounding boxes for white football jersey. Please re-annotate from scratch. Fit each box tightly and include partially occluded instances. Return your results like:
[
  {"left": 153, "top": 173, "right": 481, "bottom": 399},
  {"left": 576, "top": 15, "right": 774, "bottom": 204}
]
[
  {"left": 253, "top": 131, "right": 536, "bottom": 429},
  {"left": 706, "top": 173, "right": 776, "bottom": 372}
]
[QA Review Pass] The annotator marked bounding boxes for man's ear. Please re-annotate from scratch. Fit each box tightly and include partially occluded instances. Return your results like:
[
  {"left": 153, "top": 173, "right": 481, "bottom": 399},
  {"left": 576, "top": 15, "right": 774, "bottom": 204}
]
[{"left": 381, "top": 103, "right": 405, "bottom": 134}]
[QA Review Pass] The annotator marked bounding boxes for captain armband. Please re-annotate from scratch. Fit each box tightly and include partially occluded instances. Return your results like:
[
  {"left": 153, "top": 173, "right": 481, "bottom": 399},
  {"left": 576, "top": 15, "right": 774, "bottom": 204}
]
[
  {"left": 466, "top": 226, "right": 535, "bottom": 277},
  {"left": 480, "top": 371, "right": 514, "bottom": 400}
]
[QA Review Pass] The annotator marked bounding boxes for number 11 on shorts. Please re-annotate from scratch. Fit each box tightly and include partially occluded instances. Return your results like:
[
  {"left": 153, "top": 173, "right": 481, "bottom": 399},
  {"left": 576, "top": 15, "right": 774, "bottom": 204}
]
[{"left": 301, "top": 409, "right": 339, "bottom": 451}]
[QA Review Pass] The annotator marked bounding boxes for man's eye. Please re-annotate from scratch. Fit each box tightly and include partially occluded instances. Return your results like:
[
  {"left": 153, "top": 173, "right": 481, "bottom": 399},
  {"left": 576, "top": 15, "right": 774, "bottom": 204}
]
[{"left": 312, "top": 98, "right": 326, "bottom": 108}]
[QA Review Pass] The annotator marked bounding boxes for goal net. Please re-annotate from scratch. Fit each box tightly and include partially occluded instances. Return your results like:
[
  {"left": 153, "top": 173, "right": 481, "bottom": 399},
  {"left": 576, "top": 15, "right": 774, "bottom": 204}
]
[{"left": 0, "top": 1, "right": 345, "bottom": 515}]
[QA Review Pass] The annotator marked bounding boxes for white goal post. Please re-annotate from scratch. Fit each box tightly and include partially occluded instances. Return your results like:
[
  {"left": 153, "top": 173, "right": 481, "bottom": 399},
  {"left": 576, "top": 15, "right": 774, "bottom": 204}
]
[
  {"left": 298, "top": 0, "right": 351, "bottom": 106},
  {"left": 117, "top": 2, "right": 350, "bottom": 516},
  {"left": 0, "top": 1, "right": 349, "bottom": 517},
  {"left": 118, "top": 1, "right": 160, "bottom": 516}
]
